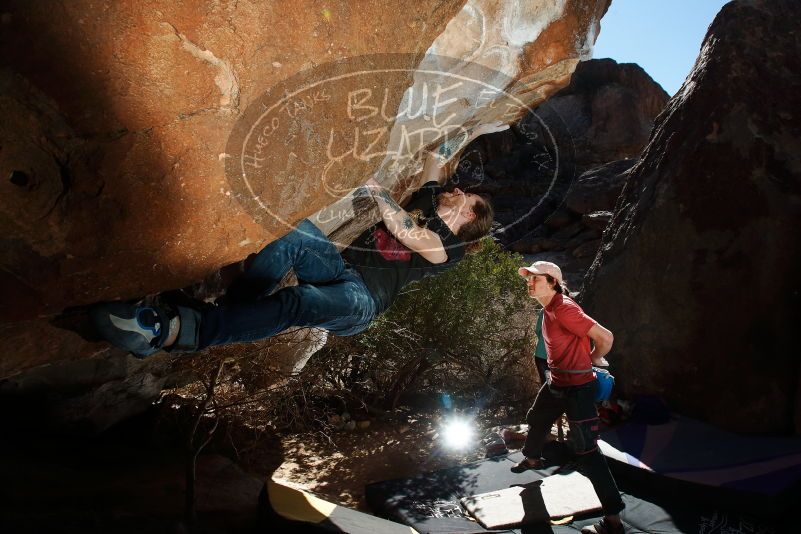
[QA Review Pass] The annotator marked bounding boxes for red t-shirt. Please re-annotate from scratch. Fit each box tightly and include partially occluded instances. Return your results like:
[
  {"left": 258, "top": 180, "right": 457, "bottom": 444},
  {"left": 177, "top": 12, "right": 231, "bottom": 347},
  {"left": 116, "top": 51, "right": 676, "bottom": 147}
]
[{"left": 542, "top": 293, "right": 597, "bottom": 387}]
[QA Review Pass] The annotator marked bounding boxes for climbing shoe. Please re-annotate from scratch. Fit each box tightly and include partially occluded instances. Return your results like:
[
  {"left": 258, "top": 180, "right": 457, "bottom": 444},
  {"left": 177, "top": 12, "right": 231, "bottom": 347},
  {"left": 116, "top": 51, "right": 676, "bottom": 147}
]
[
  {"left": 89, "top": 299, "right": 177, "bottom": 358},
  {"left": 581, "top": 518, "right": 625, "bottom": 534},
  {"left": 510, "top": 457, "right": 545, "bottom": 473}
]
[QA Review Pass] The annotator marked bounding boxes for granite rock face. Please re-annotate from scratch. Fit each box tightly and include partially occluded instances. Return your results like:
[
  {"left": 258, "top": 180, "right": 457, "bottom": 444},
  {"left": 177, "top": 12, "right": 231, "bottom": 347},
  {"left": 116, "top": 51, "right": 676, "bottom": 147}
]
[
  {"left": 544, "top": 58, "right": 670, "bottom": 172},
  {"left": 0, "top": 0, "right": 464, "bottom": 325},
  {"left": 0, "top": 0, "right": 609, "bottom": 326},
  {"left": 0, "top": 350, "right": 183, "bottom": 433},
  {"left": 0, "top": 0, "right": 610, "bottom": 427},
  {"left": 580, "top": 0, "right": 801, "bottom": 434},
  {"left": 564, "top": 159, "right": 635, "bottom": 215},
  {"left": 457, "top": 58, "right": 667, "bottom": 285}
]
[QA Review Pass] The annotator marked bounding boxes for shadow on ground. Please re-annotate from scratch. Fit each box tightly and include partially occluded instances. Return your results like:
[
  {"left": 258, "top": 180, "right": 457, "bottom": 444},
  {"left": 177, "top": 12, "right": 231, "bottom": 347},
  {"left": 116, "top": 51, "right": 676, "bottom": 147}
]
[{"left": 0, "top": 405, "right": 284, "bottom": 534}]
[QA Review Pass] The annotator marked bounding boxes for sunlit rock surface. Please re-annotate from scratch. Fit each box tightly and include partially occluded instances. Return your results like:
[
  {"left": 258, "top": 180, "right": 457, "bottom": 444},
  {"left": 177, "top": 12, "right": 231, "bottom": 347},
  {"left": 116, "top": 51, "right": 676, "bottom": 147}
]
[
  {"left": 0, "top": 0, "right": 463, "bottom": 325},
  {"left": 0, "top": 0, "right": 608, "bottom": 325},
  {"left": 580, "top": 0, "right": 801, "bottom": 434},
  {"left": 0, "top": 0, "right": 610, "bottom": 427}
]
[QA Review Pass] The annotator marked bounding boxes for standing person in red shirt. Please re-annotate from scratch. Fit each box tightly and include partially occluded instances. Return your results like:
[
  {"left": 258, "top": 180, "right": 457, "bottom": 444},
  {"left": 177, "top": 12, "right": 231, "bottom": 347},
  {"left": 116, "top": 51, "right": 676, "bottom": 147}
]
[{"left": 512, "top": 261, "right": 626, "bottom": 534}]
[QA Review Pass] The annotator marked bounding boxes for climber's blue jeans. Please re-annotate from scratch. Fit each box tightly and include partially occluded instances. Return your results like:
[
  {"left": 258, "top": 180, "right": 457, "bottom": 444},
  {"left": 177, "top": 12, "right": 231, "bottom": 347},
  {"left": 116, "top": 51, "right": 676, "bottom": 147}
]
[{"left": 193, "top": 219, "right": 378, "bottom": 349}]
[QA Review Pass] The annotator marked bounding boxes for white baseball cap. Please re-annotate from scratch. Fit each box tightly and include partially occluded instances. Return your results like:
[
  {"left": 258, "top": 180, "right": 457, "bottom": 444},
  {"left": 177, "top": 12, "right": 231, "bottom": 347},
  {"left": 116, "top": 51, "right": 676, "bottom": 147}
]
[{"left": 518, "top": 261, "right": 563, "bottom": 284}]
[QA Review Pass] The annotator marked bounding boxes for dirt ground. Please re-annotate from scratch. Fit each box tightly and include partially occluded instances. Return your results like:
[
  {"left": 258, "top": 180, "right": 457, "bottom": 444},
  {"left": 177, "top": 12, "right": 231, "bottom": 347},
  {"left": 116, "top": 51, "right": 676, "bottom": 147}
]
[{"left": 242, "top": 405, "right": 561, "bottom": 511}]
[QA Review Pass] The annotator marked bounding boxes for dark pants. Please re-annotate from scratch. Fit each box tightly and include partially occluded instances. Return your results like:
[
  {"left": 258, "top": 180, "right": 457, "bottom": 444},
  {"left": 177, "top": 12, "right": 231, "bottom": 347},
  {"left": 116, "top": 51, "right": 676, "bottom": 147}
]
[
  {"left": 193, "top": 219, "right": 378, "bottom": 350},
  {"left": 522, "top": 380, "right": 625, "bottom": 516}
]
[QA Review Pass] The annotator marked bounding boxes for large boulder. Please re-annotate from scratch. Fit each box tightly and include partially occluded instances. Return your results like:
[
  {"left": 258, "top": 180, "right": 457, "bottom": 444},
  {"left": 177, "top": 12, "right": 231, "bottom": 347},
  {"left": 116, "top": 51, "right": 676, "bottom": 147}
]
[
  {"left": 0, "top": 0, "right": 609, "bottom": 326},
  {"left": 581, "top": 0, "right": 801, "bottom": 434},
  {"left": 0, "top": 0, "right": 465, "bottom": 325},
  {"left": 0, "top": 349, "right": 182, "bottom": 434},
  {"left": 544, "top": 58, "right": 670, "bottom": 172},
  {"left": 0, "top": 1, "right": 610, "bottom": 427}
]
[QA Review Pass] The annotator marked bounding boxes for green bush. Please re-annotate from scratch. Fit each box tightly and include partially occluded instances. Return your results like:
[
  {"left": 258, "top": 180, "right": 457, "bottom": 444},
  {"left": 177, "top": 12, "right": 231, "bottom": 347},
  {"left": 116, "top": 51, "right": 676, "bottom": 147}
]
[{"left": 305, "top": 238, "right": 540, "bottom": 410}]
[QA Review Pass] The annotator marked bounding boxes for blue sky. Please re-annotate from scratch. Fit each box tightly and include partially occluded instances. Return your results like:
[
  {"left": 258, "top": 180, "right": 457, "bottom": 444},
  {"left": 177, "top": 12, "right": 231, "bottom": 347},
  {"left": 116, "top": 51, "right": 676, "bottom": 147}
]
[{"left": 592, "top": 0, "right": 730, "bottom": 95}]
